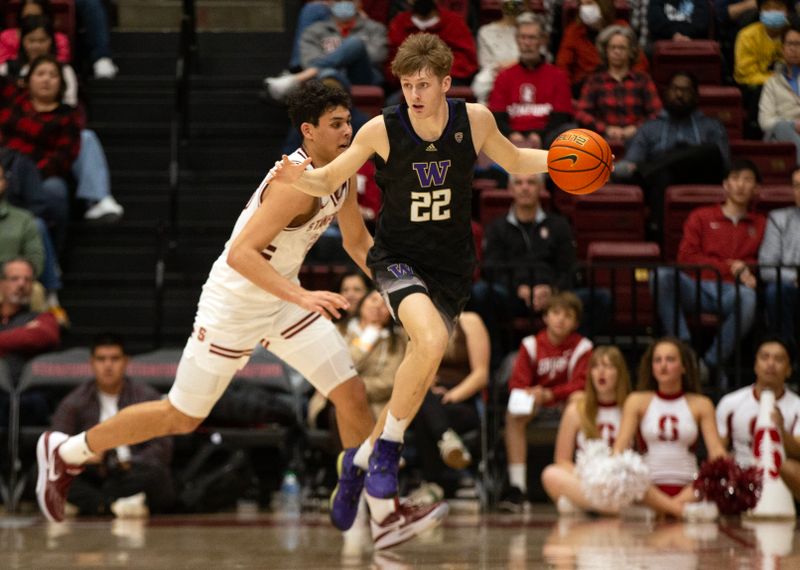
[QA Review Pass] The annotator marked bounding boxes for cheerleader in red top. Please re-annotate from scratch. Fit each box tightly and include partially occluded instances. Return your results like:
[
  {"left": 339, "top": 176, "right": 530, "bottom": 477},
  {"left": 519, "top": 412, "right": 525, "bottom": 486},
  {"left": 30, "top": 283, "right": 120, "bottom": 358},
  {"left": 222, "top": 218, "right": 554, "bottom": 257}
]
[
  {"left": 613, "top": 338, "right": 727, "bottom": 518},
  {"left": 541, "top": 346, "right": 630, "bottom": 514}
]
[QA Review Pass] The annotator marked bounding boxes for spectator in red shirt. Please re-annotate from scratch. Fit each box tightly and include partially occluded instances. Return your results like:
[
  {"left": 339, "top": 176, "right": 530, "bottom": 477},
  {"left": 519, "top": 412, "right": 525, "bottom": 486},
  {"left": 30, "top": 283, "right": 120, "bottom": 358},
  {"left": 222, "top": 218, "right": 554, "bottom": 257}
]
[
  {"left": 575, "top": 25, "right": 662, "bottom": 147},
  {"left": 0, "top": 257, "right": 60, "bottom": 425},
  {"left": 386, "top": 0, "right": 478, "bottom": 89},
  {"left": 0, "top": 0, "right": 71, "bottom": 64},
  {"left": 556, "top": 0, "right": 649, "bottom": 96},
  {"left": 488, "top": 13, "right": 573, "bottom": 149},
  {"left": 501, "top": 291, "right": 593, "bottom": 510},
  {"left": 654, "top": 159, "right": 765, "bottom": 376}
]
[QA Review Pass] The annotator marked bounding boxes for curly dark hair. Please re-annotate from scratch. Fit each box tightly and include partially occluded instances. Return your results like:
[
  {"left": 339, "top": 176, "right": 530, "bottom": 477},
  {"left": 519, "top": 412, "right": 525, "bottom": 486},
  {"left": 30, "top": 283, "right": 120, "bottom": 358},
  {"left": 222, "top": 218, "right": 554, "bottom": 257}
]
[{"left": 286, "top": 80, "right": 351, "bottom": 133}]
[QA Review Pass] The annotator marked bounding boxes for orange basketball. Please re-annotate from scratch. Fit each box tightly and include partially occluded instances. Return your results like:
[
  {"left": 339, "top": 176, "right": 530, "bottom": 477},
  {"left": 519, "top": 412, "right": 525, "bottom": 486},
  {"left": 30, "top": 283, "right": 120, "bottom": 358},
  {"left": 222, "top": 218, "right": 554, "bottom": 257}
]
[{"left": 547, "top": 128, "right": 612, "bottom": 195}]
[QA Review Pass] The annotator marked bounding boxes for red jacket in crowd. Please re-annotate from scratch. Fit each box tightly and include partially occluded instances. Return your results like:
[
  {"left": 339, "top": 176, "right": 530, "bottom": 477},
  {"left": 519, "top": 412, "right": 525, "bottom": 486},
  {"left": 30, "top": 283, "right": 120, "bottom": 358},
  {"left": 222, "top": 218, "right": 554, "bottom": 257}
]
[
  {"left": 556, "top": 20, "right": 649, "bottom": 87},
  {"left": 386, "top": 8, "right": 477, "bottom": 85},
  {"left": 678, "top": 204, "right": 766, "bottom": 283},
  {"left": 508, "top": 329, "right": 593, "bottom": 404}
]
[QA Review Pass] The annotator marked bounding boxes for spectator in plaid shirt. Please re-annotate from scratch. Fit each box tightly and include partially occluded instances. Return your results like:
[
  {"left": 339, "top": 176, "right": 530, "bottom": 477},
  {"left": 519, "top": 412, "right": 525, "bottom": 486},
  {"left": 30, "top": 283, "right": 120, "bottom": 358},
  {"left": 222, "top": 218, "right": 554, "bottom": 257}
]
[
  {"left": 575, "top": 25, "right": 662, "bottom": 147},
  {"left": 0, "top": 55, "right": 79, "bottom": 250}
]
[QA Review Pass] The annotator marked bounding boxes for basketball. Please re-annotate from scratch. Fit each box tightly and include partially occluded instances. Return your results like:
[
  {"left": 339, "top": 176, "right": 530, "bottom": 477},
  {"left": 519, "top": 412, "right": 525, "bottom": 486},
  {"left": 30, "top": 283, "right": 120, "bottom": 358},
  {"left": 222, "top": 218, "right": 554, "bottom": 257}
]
[{"left": 547, "top": 129, "right": 612, "bottom": 195}]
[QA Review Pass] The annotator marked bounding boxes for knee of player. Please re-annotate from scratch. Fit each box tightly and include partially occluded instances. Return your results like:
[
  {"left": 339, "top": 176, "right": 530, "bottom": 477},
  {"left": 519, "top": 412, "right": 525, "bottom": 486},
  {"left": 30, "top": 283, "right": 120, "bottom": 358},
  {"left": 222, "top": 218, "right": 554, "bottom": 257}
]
[
  {"left": 165, "top": 403, "right": 205, "bottom": 434},
  {"left": 329, "top": 376, "right": 368, "bottom": 409},
  {"left": 409, "top": 329, "right": 449, "bottom": 359}
]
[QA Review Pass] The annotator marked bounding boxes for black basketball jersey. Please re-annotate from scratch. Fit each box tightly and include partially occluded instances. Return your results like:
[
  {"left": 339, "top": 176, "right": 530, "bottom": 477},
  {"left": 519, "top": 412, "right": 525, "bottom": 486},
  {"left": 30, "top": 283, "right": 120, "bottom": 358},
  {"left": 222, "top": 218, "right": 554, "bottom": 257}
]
[{"left": 369, "top": 98, "right": 477, "bottom": 279}]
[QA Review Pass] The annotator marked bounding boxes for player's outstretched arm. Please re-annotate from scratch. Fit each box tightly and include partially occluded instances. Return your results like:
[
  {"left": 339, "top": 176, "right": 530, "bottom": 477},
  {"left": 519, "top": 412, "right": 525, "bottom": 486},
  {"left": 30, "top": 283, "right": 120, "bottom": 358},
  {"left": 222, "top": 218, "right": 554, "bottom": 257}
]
[
  {"left": 273, "top": 116, "right": 389, "bottom": 197},
  {"left": 227, "top": 178, "right": 349, "bottom": 320},
  {"left": 337, "top": 174, "right": 374, "bottom": 277},
  {"left": 467, "top": 103, "right": 548, "bottom": 175}
]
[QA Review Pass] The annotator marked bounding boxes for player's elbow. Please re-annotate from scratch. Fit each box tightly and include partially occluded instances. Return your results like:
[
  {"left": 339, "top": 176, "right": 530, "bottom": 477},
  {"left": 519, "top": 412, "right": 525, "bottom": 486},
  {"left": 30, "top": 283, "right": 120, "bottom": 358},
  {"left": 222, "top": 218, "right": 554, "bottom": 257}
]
[{"left": 226, "top": 242, "right": 248, "bottom": 273}]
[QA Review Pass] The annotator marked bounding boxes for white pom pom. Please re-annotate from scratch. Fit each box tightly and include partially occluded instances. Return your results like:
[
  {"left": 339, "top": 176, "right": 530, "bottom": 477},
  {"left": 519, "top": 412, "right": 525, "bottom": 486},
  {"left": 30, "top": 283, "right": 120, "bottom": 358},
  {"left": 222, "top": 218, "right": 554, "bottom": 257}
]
[{"left": 575, "top": 440, "right": 650, "bottom": 511}]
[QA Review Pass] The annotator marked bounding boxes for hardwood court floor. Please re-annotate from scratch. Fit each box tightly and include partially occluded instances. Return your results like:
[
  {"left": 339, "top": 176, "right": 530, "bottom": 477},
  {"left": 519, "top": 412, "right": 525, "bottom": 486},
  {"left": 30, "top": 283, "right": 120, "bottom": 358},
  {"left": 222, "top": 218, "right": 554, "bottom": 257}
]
[{"left": 1, "top": 507, "right": 799, "bottom": 569}]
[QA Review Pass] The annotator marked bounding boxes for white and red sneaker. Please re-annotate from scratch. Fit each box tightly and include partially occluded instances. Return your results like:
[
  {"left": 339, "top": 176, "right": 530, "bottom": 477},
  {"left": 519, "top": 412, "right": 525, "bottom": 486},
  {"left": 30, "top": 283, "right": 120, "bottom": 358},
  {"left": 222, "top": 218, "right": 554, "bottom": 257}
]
[
  {"left": 36, "top": 432, "right": 83, "bottom": 522},
  {"left": 370, "top": 499, "right": 449, "bottom": 550}
]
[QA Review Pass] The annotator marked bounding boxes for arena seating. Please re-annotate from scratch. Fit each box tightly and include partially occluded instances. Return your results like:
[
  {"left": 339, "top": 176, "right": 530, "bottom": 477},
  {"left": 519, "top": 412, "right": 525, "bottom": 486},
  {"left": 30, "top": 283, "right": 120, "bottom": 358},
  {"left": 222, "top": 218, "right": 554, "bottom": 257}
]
[
  {"left": 755, "top": 185, "right": 795, "bottom": 215},
  {"left": 350, "top": 84, "right": 384, "bottom": 119},
  {"left": 663, "top": 185, "right": 724, "bottom": 261},
  {"left": 586, "top": 240, "right": 661, "bottom": 331},
  {"left": 651, "top": 40, "right": 722, "bottom": 88},
  {"left": 571, "top": 184, "right": 645, "bottom": 257},
  {"left": 698, "top": 86, "right": 743, "bottom": 140},
  {"left": 478, "top": 187, "right": 551, "bottom": 225},
  {"left": 730, "top": 140, "right": 797, "bottom": 184}
]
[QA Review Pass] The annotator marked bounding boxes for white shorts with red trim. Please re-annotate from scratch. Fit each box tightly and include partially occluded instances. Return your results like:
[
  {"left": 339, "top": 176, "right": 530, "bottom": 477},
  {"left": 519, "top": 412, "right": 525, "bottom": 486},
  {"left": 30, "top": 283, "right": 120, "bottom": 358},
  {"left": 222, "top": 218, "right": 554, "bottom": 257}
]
[{"left": 168, "top": 300, "right": 356, "bottom": 418}]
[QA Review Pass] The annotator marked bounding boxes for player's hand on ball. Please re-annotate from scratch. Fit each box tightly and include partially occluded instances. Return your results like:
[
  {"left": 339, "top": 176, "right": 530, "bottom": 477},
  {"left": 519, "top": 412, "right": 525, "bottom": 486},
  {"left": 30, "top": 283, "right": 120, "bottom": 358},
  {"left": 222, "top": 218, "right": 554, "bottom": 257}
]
[
  {"left": 272, "top": 155, "right": 312, "bottom": 185},
  {"left": 299, "top": 289, "right": 349, "bottom": 320}
]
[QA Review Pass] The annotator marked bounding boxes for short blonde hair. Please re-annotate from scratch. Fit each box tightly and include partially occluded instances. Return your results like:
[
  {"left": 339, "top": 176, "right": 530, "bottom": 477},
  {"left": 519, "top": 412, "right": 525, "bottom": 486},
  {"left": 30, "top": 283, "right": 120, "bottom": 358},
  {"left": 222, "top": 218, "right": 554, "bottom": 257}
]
[{"left": 391, "top": 33, "right": 453, "bottom": 80}]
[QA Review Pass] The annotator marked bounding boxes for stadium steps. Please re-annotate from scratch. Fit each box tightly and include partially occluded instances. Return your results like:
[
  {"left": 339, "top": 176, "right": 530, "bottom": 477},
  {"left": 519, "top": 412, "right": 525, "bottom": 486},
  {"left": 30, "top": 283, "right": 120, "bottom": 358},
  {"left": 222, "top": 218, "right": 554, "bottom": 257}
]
[{"left": 61, "top": 29, "right": 291, "bottom": 349}]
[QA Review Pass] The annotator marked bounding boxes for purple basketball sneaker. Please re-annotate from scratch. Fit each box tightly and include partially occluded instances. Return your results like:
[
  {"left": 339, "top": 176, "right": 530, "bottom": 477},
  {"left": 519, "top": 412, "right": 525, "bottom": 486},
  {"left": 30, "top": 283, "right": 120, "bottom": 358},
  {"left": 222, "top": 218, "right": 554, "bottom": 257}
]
[
  {"left": 329, "top": 448, "right": 365, "bottom": 531},
  {"left": 365, "top": 438, "right": 403, "bottom": 499}
]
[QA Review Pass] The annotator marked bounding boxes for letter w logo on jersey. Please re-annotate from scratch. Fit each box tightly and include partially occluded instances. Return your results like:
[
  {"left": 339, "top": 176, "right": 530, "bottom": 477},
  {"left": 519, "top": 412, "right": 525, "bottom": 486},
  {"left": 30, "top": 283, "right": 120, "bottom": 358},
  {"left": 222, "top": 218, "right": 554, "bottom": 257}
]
[
  {"left": 412, "top": 160, "right": 451, "bottom": 188},
  {"left": 657, "top": 415, "right": 679, "bottom": 441},
  {"left": 387, "top": 263, "right": 414, "bottom": 279}
]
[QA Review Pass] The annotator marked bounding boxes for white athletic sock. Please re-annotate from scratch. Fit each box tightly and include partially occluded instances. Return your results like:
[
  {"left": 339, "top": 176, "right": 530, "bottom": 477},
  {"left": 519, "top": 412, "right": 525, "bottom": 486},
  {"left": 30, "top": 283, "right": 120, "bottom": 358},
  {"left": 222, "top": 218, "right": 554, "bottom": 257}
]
[
  {"left": 58, "top": 432, "right": 93, "bottom": 465},
  {"left": 508, "top": 463, "right": 527, "bottom": 493},
  {"left": 353, "top": 439, "right": 372, "bottom": 471},
  {"left": 380, "top": 411, "right": 408, "bottom": 443},
  {"left": 366, "top": 494, "right": 398, "bottom": 524}
]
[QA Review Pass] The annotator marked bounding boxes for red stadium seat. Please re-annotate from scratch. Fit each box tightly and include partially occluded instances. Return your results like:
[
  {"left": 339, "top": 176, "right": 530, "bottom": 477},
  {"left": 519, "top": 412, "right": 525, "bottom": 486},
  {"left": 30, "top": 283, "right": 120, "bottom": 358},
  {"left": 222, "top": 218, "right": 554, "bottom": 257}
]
[
  {"left": 299, "top": 264, "right": 349, "bottom": 292},
  {"left": 663, "top": 185, "right": 724, "bottom": 261},
  {"left": 561, "top": 0, "right": 631, "bottom": 28},
  {"left": 587, "top": 241, "right": 661, "bottom": 331},
  {"left": 5, "top": 0, "right": 75, "bottom": 44},
  {"left": 478, "top": 187, "right": 551, "bottom": 225},
  {"left": 350, "top": 84, "right": 385, "bottom": 120},
  {"left": 730, "top": 140, "right": 797, "bottom": 184},
  {"left": 446, "top": 85, "right": 477, "bottom": 102},
  {"left": 755, "top": 184, "right": 796, "bottom": 215},
  {"left": 572, "top": 184, "right": 645, "bottom": 258},
  {"left": 698, "top": 86, "right": 743, "bottom": 140},
  {"left": 651, "top": 40, "right": 721, "bottom": 88}
]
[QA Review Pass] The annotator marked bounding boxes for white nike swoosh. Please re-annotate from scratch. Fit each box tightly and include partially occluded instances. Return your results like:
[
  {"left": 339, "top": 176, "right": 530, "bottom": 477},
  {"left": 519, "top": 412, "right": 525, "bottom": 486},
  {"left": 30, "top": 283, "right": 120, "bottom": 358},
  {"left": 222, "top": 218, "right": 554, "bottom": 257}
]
[{"left": 47, "top": 437, "right": 60, "bottom": 482}]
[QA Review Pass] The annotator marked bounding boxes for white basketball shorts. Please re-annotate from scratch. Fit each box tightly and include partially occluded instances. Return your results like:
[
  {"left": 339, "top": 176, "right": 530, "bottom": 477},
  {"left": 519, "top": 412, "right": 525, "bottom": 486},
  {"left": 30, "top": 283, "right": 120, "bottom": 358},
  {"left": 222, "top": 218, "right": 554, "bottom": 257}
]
[{"left": 168, "top": 294, "right": 357, "bottom": 418}]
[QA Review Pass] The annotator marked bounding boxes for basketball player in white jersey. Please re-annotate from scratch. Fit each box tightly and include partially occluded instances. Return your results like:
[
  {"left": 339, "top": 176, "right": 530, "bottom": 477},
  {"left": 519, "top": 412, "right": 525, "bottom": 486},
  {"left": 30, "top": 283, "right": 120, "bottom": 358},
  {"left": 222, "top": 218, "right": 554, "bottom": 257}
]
[
  {"left": 35, "top": 82, "right": 414, "bottom": 540},
  {"left": 716, "top": 336, "right": 800, "bottom": 496},
  {"left": 613, "top": 338, "right": 727, "bottom": 519},
  {"left": 541, "top": 346, "right": 631, "bottom": 514}
]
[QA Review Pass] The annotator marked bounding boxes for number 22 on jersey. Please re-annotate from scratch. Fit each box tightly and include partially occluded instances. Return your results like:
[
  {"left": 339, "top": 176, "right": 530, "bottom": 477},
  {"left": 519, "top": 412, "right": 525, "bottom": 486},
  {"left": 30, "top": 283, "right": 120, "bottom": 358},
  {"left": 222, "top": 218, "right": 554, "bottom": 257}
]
[{"left": 411, "top": 160, "right": 453, "bottom": 222}]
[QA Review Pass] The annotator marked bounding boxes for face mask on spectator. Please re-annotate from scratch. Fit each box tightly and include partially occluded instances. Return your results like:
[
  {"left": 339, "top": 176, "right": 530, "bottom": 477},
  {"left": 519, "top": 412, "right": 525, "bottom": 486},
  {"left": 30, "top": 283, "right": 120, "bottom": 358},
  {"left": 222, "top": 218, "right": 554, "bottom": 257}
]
[
  {"left": 760, "top": 10, "right": 788, "bottom": 29},
  {"left": 579, "top": 3, "right": 603, "bottom": 26},
  {"left": 331, "top": 1, "right": 357, "bottom": 20},
  {"left": 502, "top": 0, "right": 524, "bottom": 17}
]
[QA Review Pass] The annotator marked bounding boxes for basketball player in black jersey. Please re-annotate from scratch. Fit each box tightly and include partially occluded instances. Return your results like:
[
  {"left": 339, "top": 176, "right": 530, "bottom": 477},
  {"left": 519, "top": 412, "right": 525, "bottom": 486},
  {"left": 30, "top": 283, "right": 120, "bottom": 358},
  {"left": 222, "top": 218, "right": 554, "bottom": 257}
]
[{"left": 268, "top": 33, "right": 551, "bottom": 544}]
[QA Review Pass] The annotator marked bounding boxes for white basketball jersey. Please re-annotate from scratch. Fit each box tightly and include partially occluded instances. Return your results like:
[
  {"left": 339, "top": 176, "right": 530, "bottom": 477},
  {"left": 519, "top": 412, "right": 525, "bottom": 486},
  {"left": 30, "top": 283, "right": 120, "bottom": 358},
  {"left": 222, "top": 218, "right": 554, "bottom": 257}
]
[
  {"left": 201, "top": 147, "right": 349, "bottom": 314},
  {"left": 716, "top": 385, "right": 800, "bottom": 467},
  {"left": 640, "top": 393, "right": 699, "bottom": 486},
  {"left": 576, "top": 404, "right": 622, "bottom": 452}
]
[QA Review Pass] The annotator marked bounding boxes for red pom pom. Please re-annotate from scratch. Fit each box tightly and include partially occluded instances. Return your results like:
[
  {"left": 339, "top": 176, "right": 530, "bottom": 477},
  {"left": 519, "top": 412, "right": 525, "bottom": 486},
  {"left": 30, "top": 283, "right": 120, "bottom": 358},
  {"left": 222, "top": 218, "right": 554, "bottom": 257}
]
[{"left": 693, "top": 457, "right": 763, "bottom": 515}]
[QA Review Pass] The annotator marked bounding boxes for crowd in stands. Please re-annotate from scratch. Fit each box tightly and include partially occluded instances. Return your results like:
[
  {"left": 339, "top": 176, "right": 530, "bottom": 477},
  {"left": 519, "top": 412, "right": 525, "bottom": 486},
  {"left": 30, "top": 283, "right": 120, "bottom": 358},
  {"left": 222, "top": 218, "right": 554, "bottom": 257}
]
[
  {"left": 3, "top": 0, "right": 800, "bottom": 518},
  {"left": 0, "top": 0, "right": 122, "bottom": 328}
]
